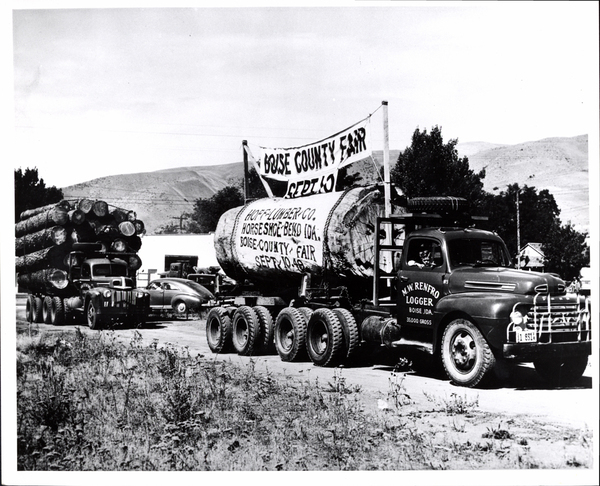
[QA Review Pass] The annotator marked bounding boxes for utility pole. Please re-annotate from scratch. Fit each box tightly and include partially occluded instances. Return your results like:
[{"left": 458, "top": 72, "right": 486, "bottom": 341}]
[
  {"left": 516, "top": 189, "right": 521, "bottom": 269},
  {"left": 382, "top": 100, "right": 391, "bottom": 218}
]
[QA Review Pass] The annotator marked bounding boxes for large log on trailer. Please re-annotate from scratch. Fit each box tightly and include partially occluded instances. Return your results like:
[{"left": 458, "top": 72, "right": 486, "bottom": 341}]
[
  {"left": 15, "top": 207, "right": 69, "bottom": 237},
  {"left": 214, "top": 186, "right": 402, "bottom": 289},
  {"left": 15, "top": 226, "right": 68, "bottom": 255},
  {"left": 15, "top": 245, "right": 71, "bottom": 273},
  {"left": 19, "top": 200, "right": 71, "bottom": 221},
  {"left": 17, "top": 268, "right": 69, "bottom": 293}
]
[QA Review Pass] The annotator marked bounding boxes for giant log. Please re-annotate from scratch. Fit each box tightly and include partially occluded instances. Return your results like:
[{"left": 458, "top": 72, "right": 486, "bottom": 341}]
[
  {"left": 15, "top": 207, "right": 69, "bottom": 237},
  {"left": 214, "top": 186, "right": 402, "bottom": 290},
  {"left": 15, "top": 245, "right": 71, "bottom": 273},
  {"left": 17, "top": 268, "right": 69, "bottom": 293},
  {"left": 19, "top": 200, "right": 71, "bottom": 221},
  {"left": 15, "top": 226, "right": 68, "bottom": 255}
]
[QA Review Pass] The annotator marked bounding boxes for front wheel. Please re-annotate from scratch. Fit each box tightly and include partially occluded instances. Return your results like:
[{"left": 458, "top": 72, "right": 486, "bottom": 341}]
[
  {"left": 86, "top": 299, "right": 103, "bottom": 330},
  {"left": 441, "top": 318, "right": 495, "bottom": 388},
  {"left": 534, "top": 355, "right": 588, "bottom": 387}
]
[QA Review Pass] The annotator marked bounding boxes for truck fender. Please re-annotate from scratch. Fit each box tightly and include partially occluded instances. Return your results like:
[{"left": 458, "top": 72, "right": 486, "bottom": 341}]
[{"left": 433, "top": 292, "right": 525, "bottom": 354}]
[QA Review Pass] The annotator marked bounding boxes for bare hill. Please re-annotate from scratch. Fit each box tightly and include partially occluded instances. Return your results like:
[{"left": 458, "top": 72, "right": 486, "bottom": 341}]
[
  {"left": 61, "top": 135, "right": 589, "bottom": 235},
  {"left": 459, "top": 135, "right": 589, "bottom": 232}
]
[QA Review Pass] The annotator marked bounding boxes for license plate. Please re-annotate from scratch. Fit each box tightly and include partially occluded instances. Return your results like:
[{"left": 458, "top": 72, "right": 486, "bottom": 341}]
[{"left": 516, "top": 329, "right": 537, "bottom": 343}]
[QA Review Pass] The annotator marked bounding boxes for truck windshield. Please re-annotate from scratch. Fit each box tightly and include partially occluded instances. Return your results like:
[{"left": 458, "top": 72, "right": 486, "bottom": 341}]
[
  {"left": 92, "top": 263, "right": 128, "bottom": 277},
  {"left": 448, "top": 239, "right": 510, "bottom": 268}
]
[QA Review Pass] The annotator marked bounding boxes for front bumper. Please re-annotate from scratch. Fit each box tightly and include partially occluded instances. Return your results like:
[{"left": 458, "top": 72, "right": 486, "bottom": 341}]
[{"left": 503, "top": 341, "right": 591, "bottom": 361}]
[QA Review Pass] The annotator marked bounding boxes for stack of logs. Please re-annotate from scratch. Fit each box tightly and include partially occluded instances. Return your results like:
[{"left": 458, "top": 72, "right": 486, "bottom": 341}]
[{"left": 15, "top": 199, "right": 145, "bottom": 292}]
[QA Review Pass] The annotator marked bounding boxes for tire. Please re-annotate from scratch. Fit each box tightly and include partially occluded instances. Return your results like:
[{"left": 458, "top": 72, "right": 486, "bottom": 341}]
[
  {"left": 253, "top": 305, "right": 274, "bottom": 354},
  {"left": 86, "top": 299, "right": 103, "bottom": 330},
  {"left": 206, "top": 307, "right": 233, "bottom": 353},
  {"left": 42, "top": 296, "right": 53, "bottom": 324},
  {"left": 407, "top": 196, "right": 468, "bottom": 213},
  {"left": 32, "top": 296, "right": 43, "bottom": 323},
  {"left": 274, "top": 307, "right": 308, "bottom": 362},
  {"left": 232, "top": 306, "right": 260, "bottom": 356},
  {"left": 441, "top": 318, "right": 496, "bottom": 388},
  {"left": 332, "top": 308, "right": 360, "bottom": 361},
  {"left": 26, "top": 295, "right": 35, "bottom": 323},
  {"left": 297, "top": 307, "right": 313, "bottom": 323},
  {"left": 50, "top": 296, "right": 65, "bottom": 325},
  {"left": 306, "top": 308, "right": 344, "bottom": 367},
  {"left": 173, "top": 300, "right": 188, "bottom": 314},
  {"left": 534, "top": 355, "right": 589, "bottom": 387}
]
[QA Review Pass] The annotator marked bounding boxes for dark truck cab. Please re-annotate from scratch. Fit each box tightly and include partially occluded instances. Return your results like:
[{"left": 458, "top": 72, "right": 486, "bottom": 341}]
[{"left": 375, "top": 217, "right": 591, "bottom": 387}]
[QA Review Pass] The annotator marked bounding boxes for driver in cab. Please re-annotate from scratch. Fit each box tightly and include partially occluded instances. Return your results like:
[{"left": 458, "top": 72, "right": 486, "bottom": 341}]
[{"left": 408, "top": 242, "right": 436, "bottom": 268}]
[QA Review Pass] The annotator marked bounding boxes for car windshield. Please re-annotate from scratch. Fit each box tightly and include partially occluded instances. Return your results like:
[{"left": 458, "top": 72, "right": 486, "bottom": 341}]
[
  {"left": 92, "top": 263, "right": 128, "bottom": 277},
  {"left": 448, "top": 239, "right": 511, "bottom": 268}
]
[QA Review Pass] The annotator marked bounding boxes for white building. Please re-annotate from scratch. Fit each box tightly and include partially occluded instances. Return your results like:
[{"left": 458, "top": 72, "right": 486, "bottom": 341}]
[
  {"left": 518, "top": 242, "right": 545, "bottom": 272},
  {"left": 136, "top": 233, "right": 219, "bottom": 286}
]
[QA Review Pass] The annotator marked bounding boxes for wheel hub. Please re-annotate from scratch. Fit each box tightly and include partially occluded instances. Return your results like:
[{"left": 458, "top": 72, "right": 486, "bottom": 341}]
[{"left": 451, "top": 332, "right": 476, "bottom": 370}]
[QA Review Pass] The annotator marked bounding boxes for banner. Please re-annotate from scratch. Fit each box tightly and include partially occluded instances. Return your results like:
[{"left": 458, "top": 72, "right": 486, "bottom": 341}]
[{"left": 255, "top": 116, "right": 372, "bottom": 199}]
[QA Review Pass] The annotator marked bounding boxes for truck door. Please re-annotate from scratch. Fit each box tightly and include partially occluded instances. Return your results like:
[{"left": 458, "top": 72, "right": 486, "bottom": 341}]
[{"left": 398, "top": 237, "right": 445, "bottom": 329}]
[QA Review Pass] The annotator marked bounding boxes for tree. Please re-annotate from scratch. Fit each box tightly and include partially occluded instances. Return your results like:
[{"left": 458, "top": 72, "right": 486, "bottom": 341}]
[
  {"left": 391, "top": 126, "right": 486, "bottom": 204},
  {"left": 14, "top": 167, "right": 63, "bottom": 221},
  {"left": 542, "top": 223, "right": 590, "bottom": 281},
  {"left": 190, "top": 185, "right": 245, "bottom": 233}
]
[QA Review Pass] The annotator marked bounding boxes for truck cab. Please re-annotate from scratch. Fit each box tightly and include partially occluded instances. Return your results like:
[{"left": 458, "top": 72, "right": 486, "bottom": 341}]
[{"left": 373, "top": 215, "right": 591, "bottom": 387}]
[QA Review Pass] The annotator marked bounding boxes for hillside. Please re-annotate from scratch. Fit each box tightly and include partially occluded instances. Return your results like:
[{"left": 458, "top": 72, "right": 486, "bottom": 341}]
[{"left": 61, "top": 135, "right": 589, "bottom": 235}]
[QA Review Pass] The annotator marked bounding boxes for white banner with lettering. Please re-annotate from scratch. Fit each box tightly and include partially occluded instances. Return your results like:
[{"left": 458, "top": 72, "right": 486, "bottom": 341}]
[{"left": 255, "top": 117, "right": 371, "bottom": 198}]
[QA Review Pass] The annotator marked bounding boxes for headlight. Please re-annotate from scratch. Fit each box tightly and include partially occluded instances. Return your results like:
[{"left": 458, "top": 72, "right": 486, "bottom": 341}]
[
  {"left": 136, "top": 291, "right": 145, "bottom": 298},
  {"left": 102, "top": 289, "right": 112, "bottom": 299},
  {"left": 510, "top": 310, "right": 527, "bottom": 328}
]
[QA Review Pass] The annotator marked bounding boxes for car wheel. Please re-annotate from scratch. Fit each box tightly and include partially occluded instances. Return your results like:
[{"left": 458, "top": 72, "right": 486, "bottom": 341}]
[
  {"left": 174, "top": 300, "right": 188, "bottom": 314},
  {"left": 441, "top": 318, "right": 495, "bottom": 387}
]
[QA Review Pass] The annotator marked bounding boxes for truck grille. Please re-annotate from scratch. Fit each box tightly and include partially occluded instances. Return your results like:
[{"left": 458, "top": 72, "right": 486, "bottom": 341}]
[
  {"left": 507, "top": 294, "right": 591, "bottom": 344},
  {"left": 111, "top": 290, "right": 137, "bottom": 306}
]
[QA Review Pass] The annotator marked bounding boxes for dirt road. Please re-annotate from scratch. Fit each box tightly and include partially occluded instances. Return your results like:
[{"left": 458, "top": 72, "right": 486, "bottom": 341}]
[{"left": 15, "top": 295, "right": 594, "bottom": 430}]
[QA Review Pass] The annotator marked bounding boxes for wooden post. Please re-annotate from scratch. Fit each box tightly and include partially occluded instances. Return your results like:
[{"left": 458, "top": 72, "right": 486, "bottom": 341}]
[
  {"left": 382, "top": 100, "right": 391, "bottom": 218},
  {"left": 242, "top": 140, "right": 249, "bottom": 204}
]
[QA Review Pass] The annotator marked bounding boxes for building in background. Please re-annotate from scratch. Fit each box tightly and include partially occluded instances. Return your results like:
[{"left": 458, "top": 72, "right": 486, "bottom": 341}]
[
  {"left": 518, "top": 242, "right": 545, "bottom": 272},
  {"left": 136, "top": 234, "right": 219, "bottom": 286}
]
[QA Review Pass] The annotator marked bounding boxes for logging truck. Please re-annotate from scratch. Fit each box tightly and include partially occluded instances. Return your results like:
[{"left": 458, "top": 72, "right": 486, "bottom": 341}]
[
  {"left": 16, "top": 199, "right": 150, "bottom": 329},
  {"left": 204, "top": 185, "right": 592, "bottom": 388}
]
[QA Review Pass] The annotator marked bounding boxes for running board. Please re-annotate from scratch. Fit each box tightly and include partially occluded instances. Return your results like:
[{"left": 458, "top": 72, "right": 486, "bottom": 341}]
[{"left": 390, "top": 338, "right": 434, "bottom": 354}]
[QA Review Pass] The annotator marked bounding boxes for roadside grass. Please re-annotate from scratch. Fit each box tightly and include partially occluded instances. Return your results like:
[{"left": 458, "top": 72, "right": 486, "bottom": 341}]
[{"left": 15, "top": 329, "right": 593, "bottom": 471}]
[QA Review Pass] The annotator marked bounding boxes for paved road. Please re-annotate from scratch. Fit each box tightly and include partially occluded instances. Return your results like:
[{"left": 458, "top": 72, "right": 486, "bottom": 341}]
[{"left": 14, "top": 294, "right": 595, "bottom": 429}]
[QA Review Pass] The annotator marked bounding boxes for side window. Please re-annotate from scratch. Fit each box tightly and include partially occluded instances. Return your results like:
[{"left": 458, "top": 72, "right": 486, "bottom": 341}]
[
  {"left": 406, "top": 239, "right": 443, "bottom": 269},
  {"left": 81, "top": 264, "right": 91, "bottom": 278}
]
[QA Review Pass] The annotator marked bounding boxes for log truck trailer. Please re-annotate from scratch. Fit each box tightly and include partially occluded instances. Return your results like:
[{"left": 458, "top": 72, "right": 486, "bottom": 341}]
[{"left": 205, "top": 185, "right": 591, "bottom": 388}]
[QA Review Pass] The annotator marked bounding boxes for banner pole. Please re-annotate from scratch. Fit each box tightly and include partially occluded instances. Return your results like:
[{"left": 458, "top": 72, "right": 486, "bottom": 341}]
[
  {"left": 242, "top": 140, "right": 249, "bottom": 204},
  {"left": 382, "top": 101, "right": 391, "bottom": 217}
]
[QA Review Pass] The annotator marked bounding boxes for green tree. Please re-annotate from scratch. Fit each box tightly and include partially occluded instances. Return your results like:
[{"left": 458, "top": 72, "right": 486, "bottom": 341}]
[
  {"left": 391, "top": 126, "right": 486, "bottom": 204},
  {"left": 190, "top": 185, "right": 245, "bottom": 233},
  {"left": 14, "top": 167, "right": 63, "bottom": 221}
]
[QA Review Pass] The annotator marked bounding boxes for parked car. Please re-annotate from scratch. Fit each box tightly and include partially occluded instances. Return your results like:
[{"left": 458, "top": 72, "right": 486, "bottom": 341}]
[{"left": 144, "top": 278, "right": 214, "bottom": 314}]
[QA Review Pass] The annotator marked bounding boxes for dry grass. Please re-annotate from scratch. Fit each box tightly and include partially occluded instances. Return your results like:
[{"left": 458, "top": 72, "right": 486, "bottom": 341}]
[{"left": 16, "top": 328, "right": 593, "bottom": 471}]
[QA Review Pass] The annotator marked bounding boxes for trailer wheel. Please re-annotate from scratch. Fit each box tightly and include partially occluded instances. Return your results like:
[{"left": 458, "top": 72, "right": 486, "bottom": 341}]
[
  {"left": 51, "top": 296, "right": 65, "bottom": 325},
  {"left": 297, "top": 307, "right": 313, "bottom": 323},
  {"left": 306, "top": 308, "right": 344, "bottom": 367},
  {"left": 26, "top": 295, "right": 35, "bottom": 323},
  {"left": 86, "top": 299, "right": 103, "bottom": 330},
  {"left": 253, "top": 306, "right": 274, "bottom": 354},
  {"left": 232, "top": 306, "right": 260, "bottom": 356},
  {"left": 332, "top": 308, "right": 360, "bottom": 360},
  {"left": 32, "top": 296, "right": 43, "bottom": 323},
  {"left": 533, "top": 355, "right": 588, "bottom": 387},
  {"left": 206, "top": 307, "right": 233, "bottom": 353},
  {"left": 275, "top": 307, "right": 308, "bottom": 362},
  {"left": 441, "top": 318, "right": 495, "bottom": 387},
  {"left": 42, "top": 296, "right": 53, "bottom": 324}
]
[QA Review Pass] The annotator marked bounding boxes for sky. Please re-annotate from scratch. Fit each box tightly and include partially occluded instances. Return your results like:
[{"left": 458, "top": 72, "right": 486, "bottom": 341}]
[{"left": 6, "top": 2, "right": 599, "bottom": 188}]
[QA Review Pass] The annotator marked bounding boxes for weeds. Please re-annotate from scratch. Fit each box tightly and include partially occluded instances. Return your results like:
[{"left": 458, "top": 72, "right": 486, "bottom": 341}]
[
  {"left": 423, "top": 391, "right": 479, "bottom": 415},
  {"left": 15, "top": 328, "right": 592, "bottom": 471}
]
